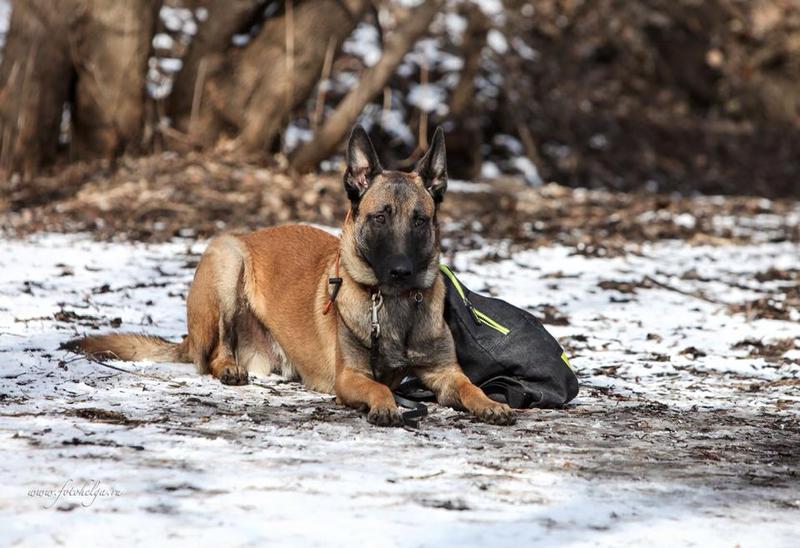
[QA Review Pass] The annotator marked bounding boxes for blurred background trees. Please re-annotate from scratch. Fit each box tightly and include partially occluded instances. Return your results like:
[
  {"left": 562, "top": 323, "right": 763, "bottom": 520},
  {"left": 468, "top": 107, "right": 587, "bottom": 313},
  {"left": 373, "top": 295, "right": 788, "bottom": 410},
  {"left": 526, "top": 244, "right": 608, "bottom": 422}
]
[
  {"left": 0, "top": 0, "right": 158, "bottom": 175},
  {"left": 0, "top": 0, "right": 799, "bottom": 197}
]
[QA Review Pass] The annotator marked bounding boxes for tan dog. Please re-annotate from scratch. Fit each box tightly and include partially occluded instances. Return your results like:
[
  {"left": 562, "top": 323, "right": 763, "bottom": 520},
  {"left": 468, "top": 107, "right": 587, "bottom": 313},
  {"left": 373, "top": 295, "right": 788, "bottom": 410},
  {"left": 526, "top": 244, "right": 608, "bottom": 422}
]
[{"left": 70, "top": 126, "right": 515, "bottom": 426}]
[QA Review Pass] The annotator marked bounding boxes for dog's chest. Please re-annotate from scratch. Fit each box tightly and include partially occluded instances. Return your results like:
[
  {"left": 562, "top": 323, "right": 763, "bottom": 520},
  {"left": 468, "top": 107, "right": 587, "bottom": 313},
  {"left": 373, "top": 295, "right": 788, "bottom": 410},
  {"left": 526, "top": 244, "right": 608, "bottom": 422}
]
[
  {"left": 342, "top": 296, "right": 432, "bottom": 366},
  {"left": 374, "top": 298, "right": 426, "bottom": 368}
]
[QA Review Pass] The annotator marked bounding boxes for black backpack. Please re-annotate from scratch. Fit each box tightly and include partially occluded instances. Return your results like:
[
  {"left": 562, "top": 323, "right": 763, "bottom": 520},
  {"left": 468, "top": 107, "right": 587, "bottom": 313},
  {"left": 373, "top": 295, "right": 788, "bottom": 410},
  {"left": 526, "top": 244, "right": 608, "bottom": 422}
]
[{"left": 396, "top": 264, "right": 579, "bottom": 409}]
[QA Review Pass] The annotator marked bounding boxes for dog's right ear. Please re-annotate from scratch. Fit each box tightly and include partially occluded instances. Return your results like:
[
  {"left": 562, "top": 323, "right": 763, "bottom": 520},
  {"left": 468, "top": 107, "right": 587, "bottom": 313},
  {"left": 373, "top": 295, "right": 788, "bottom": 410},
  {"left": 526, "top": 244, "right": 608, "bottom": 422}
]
[{"left": 344, "top": 125, "right": 382, "bottom": 203}]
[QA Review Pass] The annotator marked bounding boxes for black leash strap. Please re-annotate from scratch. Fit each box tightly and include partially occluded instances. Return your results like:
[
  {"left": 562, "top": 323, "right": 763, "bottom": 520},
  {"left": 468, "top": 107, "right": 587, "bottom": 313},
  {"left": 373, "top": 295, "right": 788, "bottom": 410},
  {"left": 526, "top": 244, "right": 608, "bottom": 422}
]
[
  {"left": 368, "top": 290, "right": 427, "bottom": 427},
  {"left": 369, "top": 329, "right": 380, "bottom": 382},
  {"left": 394, "top": 393, "right": 428, "bottom": 428}
]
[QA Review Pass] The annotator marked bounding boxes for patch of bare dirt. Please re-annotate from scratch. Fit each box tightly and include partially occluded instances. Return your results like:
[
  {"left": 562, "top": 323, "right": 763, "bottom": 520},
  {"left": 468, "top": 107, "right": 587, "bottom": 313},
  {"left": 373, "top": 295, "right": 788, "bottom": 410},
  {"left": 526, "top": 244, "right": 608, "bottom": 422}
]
[
  {"left": 2, "top": 153, "right": 798, "bottom": 256},
  {"left": 734, "top": 338, "right": 797, "bottom": 362},
  {"left": 500, "top": 0, "right": 800, "bottom": 198}
]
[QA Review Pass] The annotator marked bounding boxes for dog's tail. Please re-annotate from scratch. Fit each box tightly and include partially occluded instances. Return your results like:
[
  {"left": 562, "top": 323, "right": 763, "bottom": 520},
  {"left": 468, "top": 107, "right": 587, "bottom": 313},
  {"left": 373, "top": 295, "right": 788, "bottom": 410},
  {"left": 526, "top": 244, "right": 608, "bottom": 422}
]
[{"left": 62, "top": 334, "right": 192, "bottom": 364}]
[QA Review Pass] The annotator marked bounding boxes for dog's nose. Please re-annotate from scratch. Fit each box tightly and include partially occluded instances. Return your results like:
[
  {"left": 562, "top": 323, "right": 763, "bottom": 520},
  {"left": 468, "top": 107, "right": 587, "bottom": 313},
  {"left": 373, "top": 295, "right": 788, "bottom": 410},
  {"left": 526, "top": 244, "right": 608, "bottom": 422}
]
[{"left": 388, "top": 256, "right": 413, "bottom": 281}]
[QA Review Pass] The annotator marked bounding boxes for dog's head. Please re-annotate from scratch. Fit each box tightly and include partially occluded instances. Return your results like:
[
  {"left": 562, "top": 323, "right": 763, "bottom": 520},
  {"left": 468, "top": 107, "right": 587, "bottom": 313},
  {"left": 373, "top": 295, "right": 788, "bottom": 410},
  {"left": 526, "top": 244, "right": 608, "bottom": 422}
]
[{"left": 340, "top": 125, "right": 447, "bottom": 294}]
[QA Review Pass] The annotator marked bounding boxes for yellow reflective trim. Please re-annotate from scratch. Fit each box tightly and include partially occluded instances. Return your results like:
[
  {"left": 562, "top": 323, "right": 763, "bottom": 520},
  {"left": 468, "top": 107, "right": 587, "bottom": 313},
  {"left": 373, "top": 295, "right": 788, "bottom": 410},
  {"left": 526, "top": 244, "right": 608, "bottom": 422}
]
[
  {"left": 473, "top": 309, "right": 510, "bottom": 335},
  {"left": 439, "top": 264, "right": 466, "bottom": 300},
  {"left": 440, "top": 264, "right": 510, "bottom": 335},
  {"left": 560, "top": 351, "right": 572, "bottom": 370}
]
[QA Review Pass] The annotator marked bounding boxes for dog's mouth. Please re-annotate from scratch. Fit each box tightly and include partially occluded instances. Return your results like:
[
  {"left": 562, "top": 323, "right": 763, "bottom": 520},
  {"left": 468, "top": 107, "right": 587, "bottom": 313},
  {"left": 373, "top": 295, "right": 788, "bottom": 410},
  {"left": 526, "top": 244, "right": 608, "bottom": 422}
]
[
  {"left": 357, "top": 249, "right": 437, "bottom": 294},
  {"left": 379, "top": 278, "right": 421, "bottom": 295},
  {"left": 378, "top": 266, "right": 438, "bottom": 295}
]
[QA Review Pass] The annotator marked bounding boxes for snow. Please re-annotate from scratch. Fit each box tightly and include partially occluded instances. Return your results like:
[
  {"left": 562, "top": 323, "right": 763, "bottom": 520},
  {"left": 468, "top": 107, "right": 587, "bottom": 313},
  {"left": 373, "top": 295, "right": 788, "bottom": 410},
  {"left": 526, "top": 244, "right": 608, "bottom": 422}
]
[
  {"left": 521, "top": 4, "right": 536, "bottom": 18},
  {"left": 494, "top": 134, "right": 524, "bottom": 155},
  {"left": 334, "top": 70, "right": 360, "bottom": 91},
  {"left": 492, "top": 135, "right": 544, "bottom": 185},
  {"left": 160, "top": 6, "right": 196, "bottom": 36},
  {"left": 473, "top": 0, "right": 505, "bottom": 19},
  {"left": 380, "top": 107, "right": 415, "bottom": 145},
  {"left": 487, "top": 29, "right": 509, "bottom": 54},
  {"left": 511, "top": 156, "right": 542, "bottom": 186},
  {"left": 438, "top": 53, "right": 464, "bottom": 73},
  {"left": 146, "top": 4, "right": 201, "bottom": 100},
  {"left": 589, "top": 133, "right": 610, "bottom": 150},
  {"left": 231, "top": 33, "right": 251, "bottom": 47},
  {"left": 157, "top": 58, "right": 183, "bottom": 73},
  {"left": 511, "top": 36, "right": 539, "bottom": 61},
  {"left": 394, "top": 0, "right": 426, "bottom": 6},
  {"left": 405, "top": 38, "right": 465, "bottom": 75},
  {"left": 481, "top": 160, "right": 501, "bottom": 179},
  {"left": 283, "top": 123, "right": 313, "bottom": 152},
  {"left": 446, "top": 180, "right": 493, "bottom": 193},
  {"left": 452, "top": 241, "right": 800, "bottom": 397},
  {"left": 0, "top": 0, "right": 10, "bottom": 48},
  {"left": 343, "top": 23, "right": 382, "bottom": 67},
  {"left": 407, "top": 83, "right": 448, "bottom": 114},
  {"left": 1, "top": 229, "right": 798, "bottom": 546},
  {"left": 152, "top": 33, "right": 174, "bottom": 51},
  {"left": 440, "top": 12, "right": 468, "bottom": 43},
  {"left": 673, "top": 212, "right": 697, "bottom": 229}
]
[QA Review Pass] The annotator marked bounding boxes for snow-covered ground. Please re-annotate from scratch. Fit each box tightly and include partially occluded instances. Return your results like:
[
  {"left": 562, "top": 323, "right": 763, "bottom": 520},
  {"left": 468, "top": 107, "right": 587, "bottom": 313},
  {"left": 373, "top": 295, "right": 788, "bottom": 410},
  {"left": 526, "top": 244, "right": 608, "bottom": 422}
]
[{"left": 1, "top": 233, "right": 799, "bottom": 547}]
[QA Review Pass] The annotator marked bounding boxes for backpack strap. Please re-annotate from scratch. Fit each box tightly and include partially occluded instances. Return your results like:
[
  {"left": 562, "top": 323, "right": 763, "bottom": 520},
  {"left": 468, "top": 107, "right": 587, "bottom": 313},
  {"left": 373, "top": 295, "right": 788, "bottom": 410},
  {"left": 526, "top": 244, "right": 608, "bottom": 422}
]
[
  {"left": 396, "top": 375, "right": 539, "bottom": 409},
  {"left": 479, "top": 376, "right": 538, "bottom": 408}
]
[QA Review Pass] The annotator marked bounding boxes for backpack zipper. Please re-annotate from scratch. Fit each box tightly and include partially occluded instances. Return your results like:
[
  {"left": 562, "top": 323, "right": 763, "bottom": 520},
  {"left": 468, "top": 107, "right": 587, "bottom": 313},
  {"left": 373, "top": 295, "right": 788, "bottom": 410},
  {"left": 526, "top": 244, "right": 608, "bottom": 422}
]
[
  {"left": 472, "top": 308, "right": 511, "bottom": 335},
  {"left": 439, "top": 264, "right": 510, "bottom": 336}
]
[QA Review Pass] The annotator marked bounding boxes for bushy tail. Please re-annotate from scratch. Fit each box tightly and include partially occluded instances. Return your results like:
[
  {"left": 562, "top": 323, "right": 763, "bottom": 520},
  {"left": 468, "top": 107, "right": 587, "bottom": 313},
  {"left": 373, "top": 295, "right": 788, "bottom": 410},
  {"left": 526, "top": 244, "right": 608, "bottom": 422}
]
[{"left": 62, "top": 334, "right": 192, "bottom": 363}]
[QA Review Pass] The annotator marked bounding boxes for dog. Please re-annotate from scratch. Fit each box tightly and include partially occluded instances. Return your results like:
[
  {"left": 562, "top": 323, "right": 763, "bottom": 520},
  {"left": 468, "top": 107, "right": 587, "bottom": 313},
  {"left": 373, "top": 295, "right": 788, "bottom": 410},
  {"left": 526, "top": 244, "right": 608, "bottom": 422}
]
[{"left": 69, "top": 126, "right": 515, "bottom": 426}]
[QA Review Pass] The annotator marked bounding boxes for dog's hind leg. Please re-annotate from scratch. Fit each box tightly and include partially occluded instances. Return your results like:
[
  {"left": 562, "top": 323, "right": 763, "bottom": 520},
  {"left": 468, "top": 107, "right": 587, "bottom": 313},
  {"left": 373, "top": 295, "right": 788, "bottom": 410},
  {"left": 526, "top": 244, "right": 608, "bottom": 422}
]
[{"left": 187, "top": 235, "right": 249, "bottom": 385}]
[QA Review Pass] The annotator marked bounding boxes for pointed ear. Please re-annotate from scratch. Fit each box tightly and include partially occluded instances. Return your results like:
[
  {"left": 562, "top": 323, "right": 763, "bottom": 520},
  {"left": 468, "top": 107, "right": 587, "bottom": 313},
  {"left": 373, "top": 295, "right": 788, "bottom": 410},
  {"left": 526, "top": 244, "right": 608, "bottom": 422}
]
[
  {"left": 344, "top": 125, "right": 382, "bottom": 203},
  {"left": 414, "top": 126, "right": 447, "bottom": 203}
]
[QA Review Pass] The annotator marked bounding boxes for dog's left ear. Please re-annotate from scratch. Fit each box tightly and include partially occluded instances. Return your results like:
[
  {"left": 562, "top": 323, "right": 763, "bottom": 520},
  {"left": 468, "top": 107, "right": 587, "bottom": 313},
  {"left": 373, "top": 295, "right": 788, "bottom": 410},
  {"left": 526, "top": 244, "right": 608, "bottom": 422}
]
[
  {"left": 415, "top": 126, "right": 447, "bottom": 204},
  {"left": 344, "top": 125, "right": 382, "bottom": 203}
]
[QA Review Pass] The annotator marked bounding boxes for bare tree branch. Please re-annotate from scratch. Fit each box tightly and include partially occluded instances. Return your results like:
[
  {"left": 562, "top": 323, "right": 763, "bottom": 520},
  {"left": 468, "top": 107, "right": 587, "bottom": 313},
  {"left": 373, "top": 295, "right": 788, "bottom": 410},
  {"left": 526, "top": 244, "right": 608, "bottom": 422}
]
[{"left": 290, "top": 0, "right": 443, "bottom": 173}]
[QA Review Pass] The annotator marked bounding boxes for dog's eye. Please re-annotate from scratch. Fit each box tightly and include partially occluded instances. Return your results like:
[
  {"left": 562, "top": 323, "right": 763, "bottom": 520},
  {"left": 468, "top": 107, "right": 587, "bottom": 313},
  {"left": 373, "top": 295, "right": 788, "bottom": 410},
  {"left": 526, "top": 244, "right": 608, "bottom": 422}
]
[
  {"left": 414, "top": 217, "right": 427, "bottom": 227},
  {"left": 373, "top": 214, "right": 386, "bottom": 224}
]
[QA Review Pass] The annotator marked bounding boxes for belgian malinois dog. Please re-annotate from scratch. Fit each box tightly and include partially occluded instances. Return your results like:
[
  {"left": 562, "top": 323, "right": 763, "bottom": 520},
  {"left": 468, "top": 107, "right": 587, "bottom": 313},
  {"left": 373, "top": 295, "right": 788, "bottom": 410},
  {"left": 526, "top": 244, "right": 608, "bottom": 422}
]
[{"left": 70, "top": 126, "right": 515, "bottom": 426}]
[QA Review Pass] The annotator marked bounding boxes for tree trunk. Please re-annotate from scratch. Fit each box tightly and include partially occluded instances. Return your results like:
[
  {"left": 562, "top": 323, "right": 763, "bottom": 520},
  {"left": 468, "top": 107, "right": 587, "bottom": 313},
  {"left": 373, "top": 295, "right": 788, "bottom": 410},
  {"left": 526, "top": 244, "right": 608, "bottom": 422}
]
[
  {"left": 0, "top": 1, "right": 73, "bottom": 177},
  {"left": 443, "top": 3, "right": 489, "bottom": 181},
  {"left": 448, "top": 4, "right": 489, "bottom": 119},
  {"left": 290, "top": 0, "right": 442, "bottom": 173},
  {"left": 167, "top": 0, "right": 265, "bottom": 135},
  {"left": 182, "top": 0, "right": 370, "bottom": 153},
  {"left": 70, "top": 0, "right": 159, "bottom": 160},
  {"left": 0, "top": 0, "right": 159, "bottom": 178}
]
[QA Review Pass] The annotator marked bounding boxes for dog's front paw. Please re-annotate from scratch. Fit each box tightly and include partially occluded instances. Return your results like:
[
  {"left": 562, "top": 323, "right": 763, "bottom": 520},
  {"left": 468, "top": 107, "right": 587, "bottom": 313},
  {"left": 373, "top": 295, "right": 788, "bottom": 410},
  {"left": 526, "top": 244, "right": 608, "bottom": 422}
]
[
  {"left": 219, "top": 366, "right": 249, "bottom": 386},
  {"left": 474, "top": 403, "right": 516, "bottom": 425},
  {"left": 367, "top": 405, "right": 404, "bottom": 427}
]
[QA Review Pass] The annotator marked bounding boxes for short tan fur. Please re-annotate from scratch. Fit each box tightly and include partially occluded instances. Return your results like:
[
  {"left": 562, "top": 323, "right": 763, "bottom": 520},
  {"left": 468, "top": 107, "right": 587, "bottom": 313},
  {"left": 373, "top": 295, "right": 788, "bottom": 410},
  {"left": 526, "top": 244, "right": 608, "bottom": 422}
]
[{"left": 69, "top": 126, "right": 514, "bottom": 426}]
